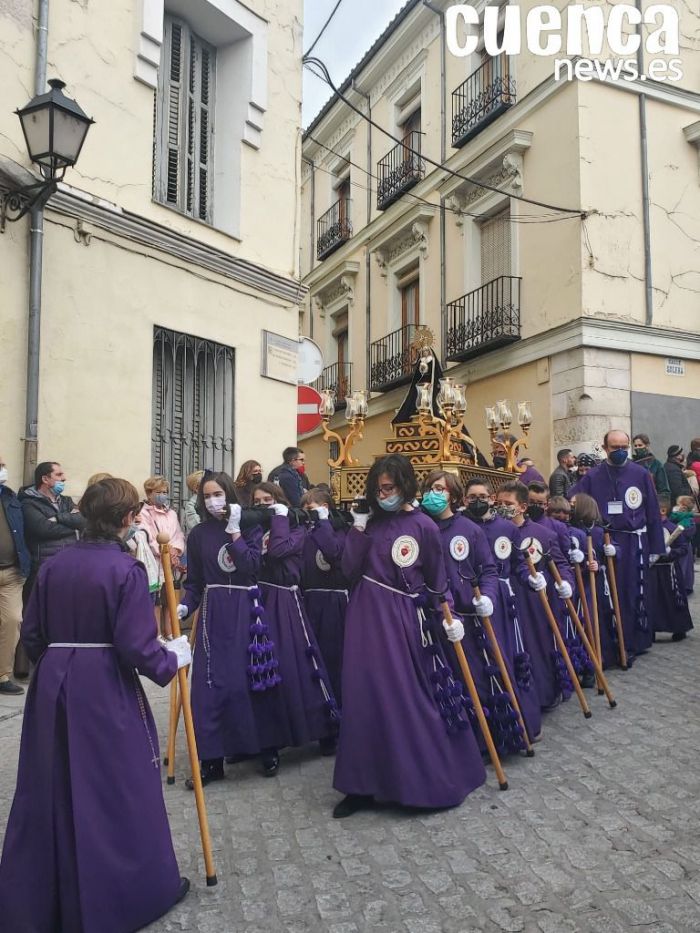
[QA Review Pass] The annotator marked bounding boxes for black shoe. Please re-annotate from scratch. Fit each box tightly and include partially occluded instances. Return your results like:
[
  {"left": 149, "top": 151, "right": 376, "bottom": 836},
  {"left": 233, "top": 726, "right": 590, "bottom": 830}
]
[
  {"left": 176, "top": 877, "right": 190, "bottom": 905},
  {"left": 672, "top": 632, "right": 688, "bottom": 642},
  {"left": 0, "top": 681, "right": 24, "bottom": 695},
  {"left": 580, "top": 672, "right": 595, "bottom": 689},
  {"left": 332, "top": 794, "right": 374, "bottom": 819},
  {"left": 261, "top": 750, "right": 280, "bottom": 777},
  {"left": 185, "top": 760, "right": 224, "bottom": 790},
  {"left": 319, "top": 736, "right": 337, "bottom": 757}
]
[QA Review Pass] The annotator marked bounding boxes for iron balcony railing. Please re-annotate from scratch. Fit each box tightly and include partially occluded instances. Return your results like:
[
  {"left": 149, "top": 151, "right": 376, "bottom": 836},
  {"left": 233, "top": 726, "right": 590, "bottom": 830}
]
[
  {"left": 377, "top": 132, "right": 425, "bottom": 210},
  {"left": 369, "top": 324, "right": 420, "bottom": 392},
  {"left": 316, "top": 198, "right": 352, "bottom": 260},
  {"left": 313, "top": 362, "right": 353, "bottom": 408},
  {"left": 443, "top": 276, "right": 521, "bottom": 362},
  {"left": 452, "top": 57, "right": 516, "bottom": 148}
]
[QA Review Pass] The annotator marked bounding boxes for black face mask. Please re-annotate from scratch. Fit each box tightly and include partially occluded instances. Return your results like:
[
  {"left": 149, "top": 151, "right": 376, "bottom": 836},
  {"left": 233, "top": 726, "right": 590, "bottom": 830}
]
[
  {"left": 493, "top": 456, "right": 507, "bottom": 470},
  {"left": 466, "top": 500, "right": 490, "bottom": 519},
  {"left": 527, "top": 504, "right": 545, "bottom": 522},
  {"left": 251, "top": 473, "right": 263, "bottom": 484}
]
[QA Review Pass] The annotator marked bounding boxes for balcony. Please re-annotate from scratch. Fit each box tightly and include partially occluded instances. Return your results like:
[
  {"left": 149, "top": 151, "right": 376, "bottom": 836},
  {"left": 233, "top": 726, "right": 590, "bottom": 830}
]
[
  {"left": 377, "top": 132, "right": 425, "bottom": 211},
  {"left": 313, "top": 362, "right": 352, "bottom": 409},
  {"left": 452, "top": 58, "right": 516, "bottom": 149},
  {"left": 317, "top": 198, "right": 352, "bottom": 261},
  {"left": 369, "top": 324, "right": 420, "bottom": 392},
  {"left": 443, "top": 276, "right": 521, "bottom": 362}
]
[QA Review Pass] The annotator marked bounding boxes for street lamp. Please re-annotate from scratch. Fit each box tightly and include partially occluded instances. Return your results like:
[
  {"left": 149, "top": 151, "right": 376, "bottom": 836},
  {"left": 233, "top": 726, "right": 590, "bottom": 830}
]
[{"left": 1, "top": 79, "right": 94, "bottom": 229}]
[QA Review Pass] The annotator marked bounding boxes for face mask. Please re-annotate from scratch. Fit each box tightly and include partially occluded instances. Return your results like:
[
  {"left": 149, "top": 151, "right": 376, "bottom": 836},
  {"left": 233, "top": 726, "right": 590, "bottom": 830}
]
[
  {"left": 0, "top": 467, "right": 8, "bottom": 486},
  {"left": 52, "top": 481, "right": 66, "bottom": 496},
  {"left": 295, "top": 464, "right": 306, "bottom": 475},
  {"left": 154, "top": 493, "right": 169, "bottom": 507},
  {"left": 421, "top": 491, "right": 448, "bottom": 516},
  {"left": 493, "top": 456, "right": 507, "bottom": 470},
  {"left": 378, "top": 493, "right": 403, "bottom": 512},
  {"left": 633, "top": 448, "right": 648, "bottom": 460},
  {"left": 608, "top": 449, "right": 628, "bottom": 467},
  {"left": 251, "top": 473, "right": 262, "bottom": 484},
  {"left": 466, "top": 499, "right": 490, "bottom": 519},
  {"left": 205, "top": 494, "right": 227, "bottom": 515},
  {"left": 495, "top": 504, "right": 517, "bottom": 520},
  {"left": 527, "top": 504, "right": 545, "bottom": 522},
  {"left": 124, "top": 525, "right": 138, "bottom": 543}
]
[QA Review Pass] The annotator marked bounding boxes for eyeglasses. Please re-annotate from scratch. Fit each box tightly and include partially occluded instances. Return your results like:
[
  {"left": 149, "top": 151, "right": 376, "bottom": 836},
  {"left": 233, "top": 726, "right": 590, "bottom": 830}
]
[
  {"left": 378, "top": 483, "right": 397, "bottom": 495},
  {"left": 430, "top": 484, "right": 448, "bottom": 494},
  {"left": 465, "top": 494, "right": 490, "bottom": 502}
]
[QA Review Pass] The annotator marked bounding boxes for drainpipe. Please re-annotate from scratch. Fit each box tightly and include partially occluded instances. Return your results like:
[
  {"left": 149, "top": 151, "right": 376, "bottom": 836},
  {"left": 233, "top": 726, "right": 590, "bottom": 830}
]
[
  {"left": 24, "top": 0, "right": 49, "bottom": 484},
  {"left": 303, "top": 156, "right": 315, "bottom": 339},
  {"left": 636, "top": 0, "right": 653, "bottom": 326},
  {"left": 352, "top": 80, "right": 372, "bottom": 392}
]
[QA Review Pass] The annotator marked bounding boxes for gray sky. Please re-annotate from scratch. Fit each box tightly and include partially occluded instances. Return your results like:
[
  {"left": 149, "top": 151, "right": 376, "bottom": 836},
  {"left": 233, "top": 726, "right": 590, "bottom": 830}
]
[{"left": 303, "top": 0, "right": 408, "bottom": 126}]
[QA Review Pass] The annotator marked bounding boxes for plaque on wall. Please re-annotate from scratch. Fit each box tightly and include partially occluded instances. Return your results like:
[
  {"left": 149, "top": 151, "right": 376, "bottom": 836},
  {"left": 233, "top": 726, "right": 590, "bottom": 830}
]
[{"left": 261, "top": 330, "right": 298, "bottom": 385}]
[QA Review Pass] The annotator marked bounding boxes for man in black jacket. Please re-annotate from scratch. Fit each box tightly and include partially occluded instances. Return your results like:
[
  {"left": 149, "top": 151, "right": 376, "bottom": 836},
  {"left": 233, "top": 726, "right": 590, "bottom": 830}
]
[
  {"left": 0, "top": 455, "right": 31, "bottom": 694},
  {"left": 267, "top": 447, "right": 310, "bottom": 508},
  {"left": 665, "top": 445, "right": 692, "bottom": 507},
  {"left": 549, "top": 448, "right": 576, "bottom": 497},
  {"left": 19, "top": 461, "right": 86, "bottom": 595}
]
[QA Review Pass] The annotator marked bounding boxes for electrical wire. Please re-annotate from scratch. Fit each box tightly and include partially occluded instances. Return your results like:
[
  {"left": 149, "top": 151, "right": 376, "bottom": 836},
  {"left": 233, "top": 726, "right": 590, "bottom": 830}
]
[
  {"left": 303, "top": 0, "right": 346, "bottom": 60},
  {"left": 304, "top": 56, "right": 586, "bottom": 217}
]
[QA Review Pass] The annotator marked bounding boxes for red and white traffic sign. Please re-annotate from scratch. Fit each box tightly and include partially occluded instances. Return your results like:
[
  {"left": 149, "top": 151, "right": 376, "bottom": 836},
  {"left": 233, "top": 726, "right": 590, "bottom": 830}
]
[{"left": 297, "top": 385, "right": 323, "bottom": 435}]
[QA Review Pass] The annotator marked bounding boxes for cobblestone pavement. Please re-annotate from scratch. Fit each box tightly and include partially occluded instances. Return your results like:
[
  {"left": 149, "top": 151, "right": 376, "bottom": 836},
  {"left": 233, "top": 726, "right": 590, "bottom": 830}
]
[{"left": 1, "top": 571, "right": 700, "bottom": 932}]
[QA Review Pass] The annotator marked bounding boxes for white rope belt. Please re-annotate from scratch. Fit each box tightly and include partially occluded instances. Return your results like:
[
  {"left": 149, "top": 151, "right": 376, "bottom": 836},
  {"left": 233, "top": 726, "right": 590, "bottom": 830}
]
[
  {"left": 362, "top": 575, "right": 418, "bottom": 598},
  {"left": 259, "top": 581, "right": 299, "bottom": 592},
  {"left": 205, "top": 583, "right": 257, "bottom": 592},
  {"left": 48, "top": 643, "right": 114, "bottom": 648},
  {"left": 614, "top": 525, "right": 647, "bottom": 536},
  {"left": 304, "top": 587, "right": 349, "bottom": 596}
]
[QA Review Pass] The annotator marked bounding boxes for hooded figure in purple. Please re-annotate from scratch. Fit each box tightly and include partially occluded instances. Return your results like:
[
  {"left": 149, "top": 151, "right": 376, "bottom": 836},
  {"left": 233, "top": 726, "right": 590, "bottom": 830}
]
[
  {"left": 648, "top": 501, "right": 694, "bottom": 640},
  {"left": 332, "top": 455, "right": 486, "bottom": 819},
  {"left": 299, "top": 487, "right": 349, "bottom": 704},
  {"left": 496, "top": 481, "right": 575, "bottom": 711},
  {"left": 0, "top": 478, "right": 189, "bottom": 933},
  {"left": 420, "top": 470, "right": 537, "bottom": 754},
  {"left": 569, "top": 429, "right": 665, "bottom": 659}
]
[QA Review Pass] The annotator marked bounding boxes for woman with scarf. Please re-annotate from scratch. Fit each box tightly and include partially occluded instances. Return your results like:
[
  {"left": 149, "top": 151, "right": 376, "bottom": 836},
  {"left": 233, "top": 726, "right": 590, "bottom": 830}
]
[
  {"left": 631, "top": 434, "right": 670, "bottom": 497},
  {"left": 234, "top": 460, "right": 264, "bottom": 508}
]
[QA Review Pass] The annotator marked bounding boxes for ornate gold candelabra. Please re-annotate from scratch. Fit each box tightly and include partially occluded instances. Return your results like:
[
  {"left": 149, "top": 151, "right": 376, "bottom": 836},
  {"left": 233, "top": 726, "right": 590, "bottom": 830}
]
[
  {"left": 416, "top": 377, "right": 478, "bottom": 464},
  {"left": 319, "top": 388, "right": 369, "bottom": 469},
  {"left": 485, "top": 399, "right": 532, "bottom": 473}
]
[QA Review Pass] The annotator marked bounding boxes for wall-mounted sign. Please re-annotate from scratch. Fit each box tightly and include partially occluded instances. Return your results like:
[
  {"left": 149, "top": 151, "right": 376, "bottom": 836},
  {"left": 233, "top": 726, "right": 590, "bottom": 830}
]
[
  {"left": 665, "top": 358, "right": 685, "bottom": 376},
  {"left": 261, "top": 330, "right": 298, "bottom": 386}
]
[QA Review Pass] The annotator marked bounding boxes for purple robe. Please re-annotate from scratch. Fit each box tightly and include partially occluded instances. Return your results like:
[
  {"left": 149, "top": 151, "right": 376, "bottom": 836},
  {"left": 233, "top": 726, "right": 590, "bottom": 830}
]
[
  {"left": 648, "top": 518, "right": 694, "bottom": 636},
  {"left": 182, "top": 519, "right": 270, "bottom": 758},
  {"left": 470, "top": 513, "right": 542, "bottom": 739},
  {"left": 571, "top": 461, "right": 665, "bottom": 657},
  {"left": 511, "top": 519, "right": 575, "bottom": 710},
  {"left": 334, "top": 509, "right": 486, "bottom": 808},
  {"left": 0, "top": 541, "right": 181, "bottom": 933},
  {"left": 517, "top": 465, "right": 545, "bottom": 486},
  {"left": 300, "top": 518, "right": 349, "bottom": 702},
  {"left": 257, "top": 515, "right": 338, "bottom": 747}
]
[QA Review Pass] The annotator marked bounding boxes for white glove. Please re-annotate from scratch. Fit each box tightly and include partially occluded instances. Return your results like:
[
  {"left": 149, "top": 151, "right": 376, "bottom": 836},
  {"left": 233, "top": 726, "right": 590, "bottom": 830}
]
[
  {"left": 226, "top": 503, "right": 242, "bottom": 534},
  {"left": 603, "top": 543, "right": 616, "bottom": 558},
  {"left": 176, "top": 604, "right": 188, "bottom": 620},
  {"left": 649, "top": 554, "right": 660, "bottom": 565},
  {"left": 443, "top": 618, "right": 465, "bottom": 642},
  {"left": 568, "top": 549, "right": 585, "bottom": 564},
  {"left": 472, "top": 595, "right": 494, "bottom": 618},
  {"left": 270, "top": 503, "right": 289, "bottom": 517},
  {"left": 665, "top": 545, "right": 672, "bottom": 555},
  {"left": 312, "top": 506, "right": 329, "bottom": 521},
  {"left": 166, "top": 635, "right": 192, "bottom": 669},
  {"left": 555, "top": 580, "right": 573, "bottom": 600},
  {"left": 528, "top": 573, "right": 547, "bottom": 592},
  {"left": 351, "top": 509, "right": 370, "bottom": 531}
]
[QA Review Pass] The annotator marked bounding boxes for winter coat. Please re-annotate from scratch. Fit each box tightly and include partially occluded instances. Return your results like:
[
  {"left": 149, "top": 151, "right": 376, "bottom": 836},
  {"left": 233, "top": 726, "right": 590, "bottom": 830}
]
[
  {"left": 665, "top": 460, "right": 693, "bottom": 506},
  {"left": 19, "top": 486, "right": 85, "bottom": 578},
  {"left": 0, "top": 485, "right": 31, "bottom": 578}
]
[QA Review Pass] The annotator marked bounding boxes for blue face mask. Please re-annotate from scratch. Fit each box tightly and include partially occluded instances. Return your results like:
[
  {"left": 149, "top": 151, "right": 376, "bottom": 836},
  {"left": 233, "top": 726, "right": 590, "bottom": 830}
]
[
  {"left": 53, "top": 481, "right": 65, "bottom": 496},
  {"left": 608, "top": 449, "right": 628, "bottom": 467},
  {"left": 421, "top": 491, "right": 448, "bottom": 516},
  {"left": 378, "top": 493, "right": 403, "bottom": 512},
  {"left": 154, "top": 493, "right": 170, "bottom": 507}
]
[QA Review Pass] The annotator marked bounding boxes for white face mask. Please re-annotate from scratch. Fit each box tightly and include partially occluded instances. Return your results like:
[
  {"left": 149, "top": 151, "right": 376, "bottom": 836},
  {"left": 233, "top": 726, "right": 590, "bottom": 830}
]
[
  {"left": 0, "top": 467, "right": 7, "bottom": 486},
  {"left": 205, "top": 494, "right": 227, "bottom": 515}
]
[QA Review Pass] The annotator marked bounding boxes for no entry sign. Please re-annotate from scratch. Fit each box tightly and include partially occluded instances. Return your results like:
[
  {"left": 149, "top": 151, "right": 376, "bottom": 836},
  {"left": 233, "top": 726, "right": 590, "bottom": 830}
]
[{"left": 297, "top": 385, "right": 323, "bottom": 435}]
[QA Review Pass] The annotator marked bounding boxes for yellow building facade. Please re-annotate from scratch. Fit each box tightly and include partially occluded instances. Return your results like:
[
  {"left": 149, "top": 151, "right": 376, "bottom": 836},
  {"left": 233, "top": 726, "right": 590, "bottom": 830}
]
[
  {"left": 300, "top": 0, "right": 700, "bottom": 484},
  {"left": 0, "top": 0, "right": 304, "bottom": 509}
]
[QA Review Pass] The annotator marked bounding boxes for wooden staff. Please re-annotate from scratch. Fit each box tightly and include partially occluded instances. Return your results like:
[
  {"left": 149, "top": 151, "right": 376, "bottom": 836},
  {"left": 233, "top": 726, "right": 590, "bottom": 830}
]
[
  {"left": 603, "top": 530, "right": 628, "bottom": 670},
  {"left": 522, "top": 552, "right": 592, "bottom": 719},
  {"left": 164, "top": 611, "right": 199, "bottom": 778},
  {"left": 584, "top": 533, "right": 603, "bottom": 695},
  {"left": 572, "top": 562, "right": 596, "bottom": 659},
  {"left": 159, "top": 534, "right": 218, "bottom": 887},
  {"left": 471, "top": 582, "right": 534, "bottom": 757},
  {"left": 441, "top": 601, "right": 509, "bottom": 790},
  {"left": 545, "top": 557, "right": 616, "bottom": 709}
]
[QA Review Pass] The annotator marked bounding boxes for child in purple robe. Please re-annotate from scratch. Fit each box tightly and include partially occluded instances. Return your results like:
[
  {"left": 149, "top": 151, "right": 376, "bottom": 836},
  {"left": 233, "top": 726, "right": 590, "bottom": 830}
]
[
  {"left": 420, "top": 470, "right": 534, "bottom": 754},
  {"left": 252, "top": 482, "right": 339, "bottom": 775},
  {"left": 300, "top": 487, "right": 349, "bottom": 709},
  {"left": 0, "top": 478, "right": 190, "bottom": 933},
  {"left": 332, "top": 455, "right": 486, "bottom": 819},
  {"left": 649, "top": 495, "right": 694, "bottom": 640},
  {"left": 495, "top": 481, "right": 575, "bottom": 711}
]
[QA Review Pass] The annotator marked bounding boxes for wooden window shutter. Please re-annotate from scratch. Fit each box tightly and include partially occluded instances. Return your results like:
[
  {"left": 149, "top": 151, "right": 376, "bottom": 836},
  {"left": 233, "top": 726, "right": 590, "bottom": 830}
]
[{"left": 480, "top": 208, "right": 511, "bottom": 283}]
